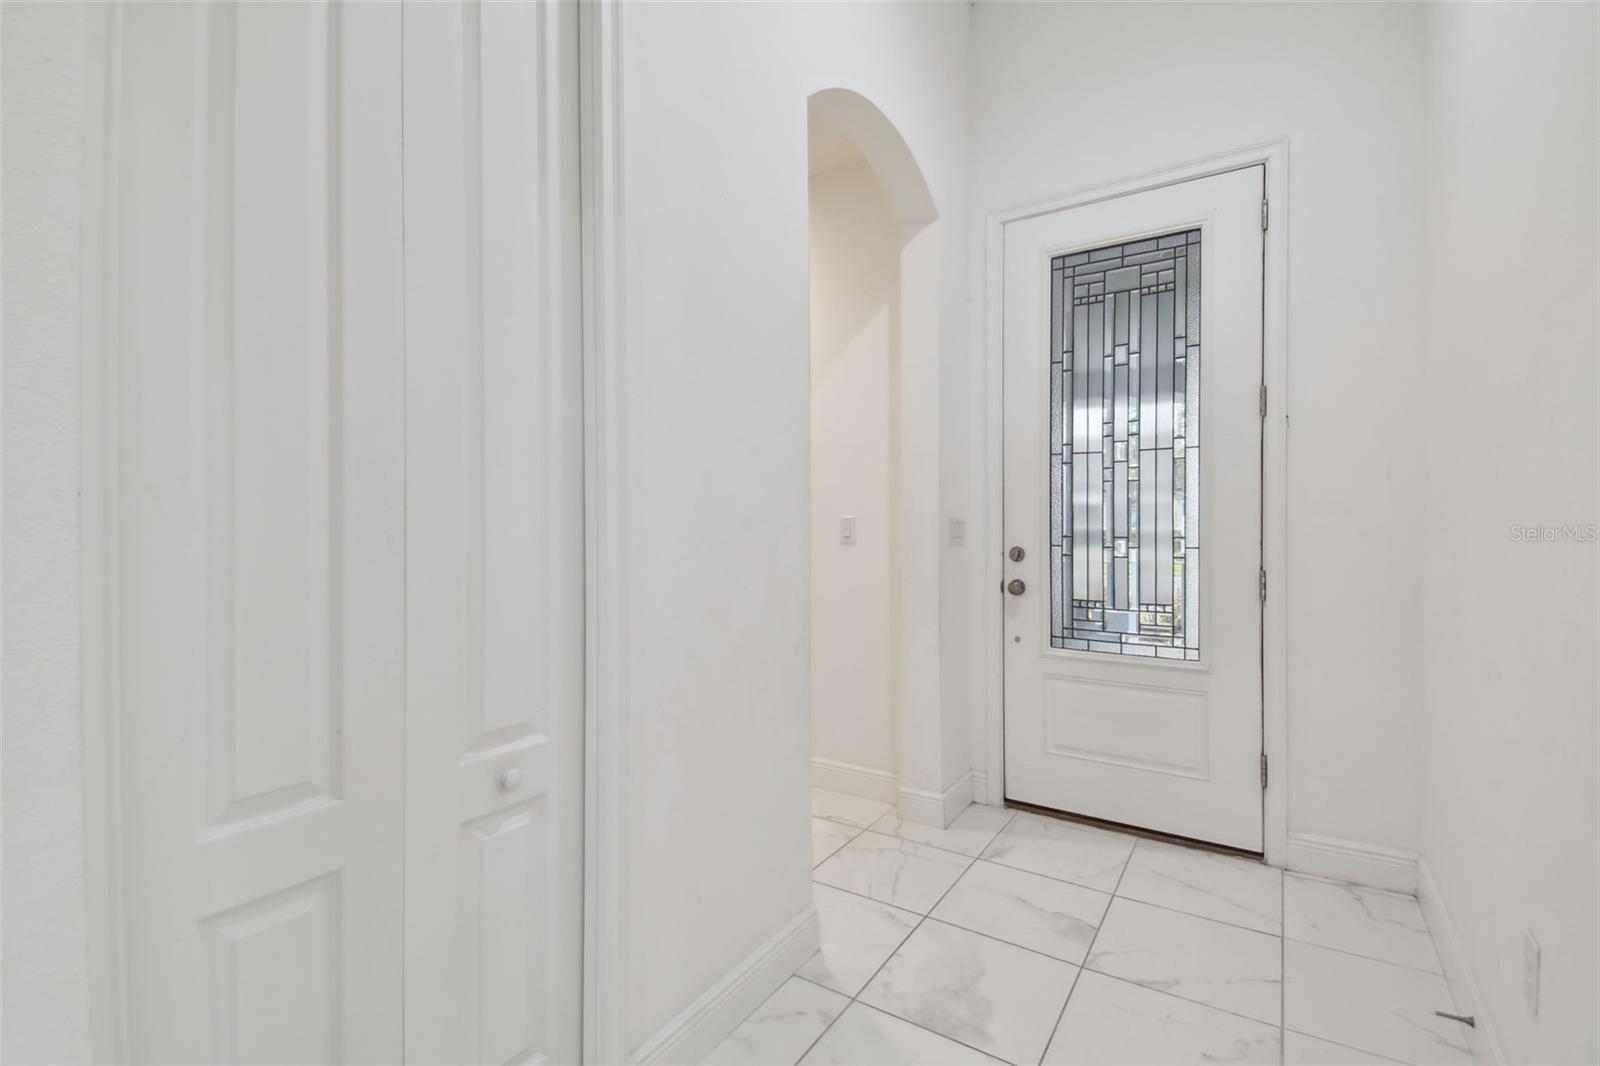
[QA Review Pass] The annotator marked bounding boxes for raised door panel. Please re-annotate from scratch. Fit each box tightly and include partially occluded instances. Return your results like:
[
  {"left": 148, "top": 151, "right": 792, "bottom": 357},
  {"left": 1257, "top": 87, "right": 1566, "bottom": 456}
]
[
  {"left": 402, "top": 2, "right": 583, "bottom": 1063},
  {"left": 113, "top": 3, "right": 405, "bottom": 1060}
]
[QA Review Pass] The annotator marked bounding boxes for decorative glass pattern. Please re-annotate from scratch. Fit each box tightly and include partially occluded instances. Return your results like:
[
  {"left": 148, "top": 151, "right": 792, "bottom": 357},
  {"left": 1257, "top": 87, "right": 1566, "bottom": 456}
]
[{"left": 1049, "top": 230, "right": 1201, "bottom": 660}]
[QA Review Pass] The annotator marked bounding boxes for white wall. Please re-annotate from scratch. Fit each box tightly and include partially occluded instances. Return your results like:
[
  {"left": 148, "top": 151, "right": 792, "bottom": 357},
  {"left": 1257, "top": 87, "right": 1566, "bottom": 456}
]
[
  {"left": 968, "top": 1, "right": 1429, "bottom": 857},
  {"left": 1, "top": 3, "right": 97, "bottom": 1061},
  {"left": 1419, "top": 5, "right": 1598, "bottom": 1062},
  {"left": 810, "top": 159, "right": 899, "bottom": 784},
  {"left": 616, "top": 0, "right": 970, "bottom": 1049}
]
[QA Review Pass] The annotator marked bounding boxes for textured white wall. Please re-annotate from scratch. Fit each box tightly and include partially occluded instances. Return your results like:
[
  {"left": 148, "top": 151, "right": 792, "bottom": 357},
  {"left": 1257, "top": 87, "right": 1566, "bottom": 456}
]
[
  {"left": 968, "top": 1, "right": 1430, "bottom": 856},
  {"left": 616, "top": 1, "right": 970, "bottom": 1048},
  {"left": 2, "top": 3, "right": 96, "bottom": 1061},
  {"left": 810, "top": 160, "right": 899, "bottom": 782},
  {"left": 1419, "top": 5, "right": 1598, "bottom": 1062}
]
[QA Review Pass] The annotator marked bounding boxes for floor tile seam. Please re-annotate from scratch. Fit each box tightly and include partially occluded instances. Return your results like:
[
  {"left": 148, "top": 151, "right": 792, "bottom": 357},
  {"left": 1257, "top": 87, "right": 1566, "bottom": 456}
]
[
  {"left": 1107, "top": 886, "right": 1285, "bottom": 939},
  {"left": 1033, "top": 836, "right": 1135, "bottom": 1065},
  {"left": 978, "top": 854, "right": 1130, "bottom": 896},
  {"left": 1282, "top": 1026, "right": 1410, "bottom": 1065},
  {"left": 854, "top": 823, "right": 1011, "bottom": 862},
  {"left": 1282, "top": 934, "right": 1447, "bottom": 977},
  {"left": 810, "top": 820, "right": 874, "bottom": 869},
  {"left": 793, "top": 850, "right": 982, "bottom": 1064}
]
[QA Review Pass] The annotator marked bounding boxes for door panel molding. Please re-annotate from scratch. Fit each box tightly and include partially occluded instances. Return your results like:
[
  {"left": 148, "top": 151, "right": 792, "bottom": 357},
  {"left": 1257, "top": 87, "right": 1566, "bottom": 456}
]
[
  {"left": 401, "top": 1, "right": 583, "bottom": 1060},
  {"left": 90, "top": 3, "right": 408, "bottom": 1058},
  {"left": 81, "top": 3, "right": 611, "bottom": 1060},
  {"left": 981, "top": 141, "right": 1290, "bottom": 865}
]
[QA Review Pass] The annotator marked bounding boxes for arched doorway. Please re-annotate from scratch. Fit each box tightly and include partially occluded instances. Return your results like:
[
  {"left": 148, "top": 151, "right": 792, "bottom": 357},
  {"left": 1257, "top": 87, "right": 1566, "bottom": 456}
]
[{"left": 806, "top": 88, "right": 949, "bottom": 832}]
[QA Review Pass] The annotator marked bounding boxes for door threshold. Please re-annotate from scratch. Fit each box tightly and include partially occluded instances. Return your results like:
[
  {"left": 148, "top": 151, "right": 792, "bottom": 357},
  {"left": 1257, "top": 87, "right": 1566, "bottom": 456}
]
[{"left": 1002, "top": 799, "right": 1264, "bottom": 862}]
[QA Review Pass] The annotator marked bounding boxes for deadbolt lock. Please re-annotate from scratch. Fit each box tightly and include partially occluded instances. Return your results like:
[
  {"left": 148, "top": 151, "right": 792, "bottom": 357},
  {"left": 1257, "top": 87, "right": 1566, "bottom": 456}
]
[
  {"left": 1006, "top": 578, "right": 1026, "bottom": 596},
  {"left": 1008, "top": 545, "right": 1026, "bottom": 562}
]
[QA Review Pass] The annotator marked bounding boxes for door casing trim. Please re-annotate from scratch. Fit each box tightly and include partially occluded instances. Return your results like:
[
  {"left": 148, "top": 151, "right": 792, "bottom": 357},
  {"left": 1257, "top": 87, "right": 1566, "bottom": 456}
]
[
  {"left": 579, "top": 1, "right": 628, "bottom": 1061},
  {"left": 980, "top": 140, "right": 1290, "bottom": 866}
]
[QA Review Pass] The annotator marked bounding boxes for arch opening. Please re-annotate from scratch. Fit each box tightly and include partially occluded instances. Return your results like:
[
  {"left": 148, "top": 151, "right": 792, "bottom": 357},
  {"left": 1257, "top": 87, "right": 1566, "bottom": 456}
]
[{"left": 806, "top": 88, "right": 948, "bottom": 829}]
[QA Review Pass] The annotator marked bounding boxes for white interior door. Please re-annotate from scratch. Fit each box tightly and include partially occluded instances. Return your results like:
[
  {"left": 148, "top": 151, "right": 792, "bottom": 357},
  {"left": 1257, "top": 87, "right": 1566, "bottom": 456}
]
[
  {"left": 1002, "top": 167, "right": 1265, "bottom": 851},
  {"left": 109, "top": 3, "right": 584, "bottom": 1061},
  {"left": 400, "top": 3, "right": 584, "bottom": 1063},
  {"left": 113, "top": 4, "right": 407, "bottom": 1060}
]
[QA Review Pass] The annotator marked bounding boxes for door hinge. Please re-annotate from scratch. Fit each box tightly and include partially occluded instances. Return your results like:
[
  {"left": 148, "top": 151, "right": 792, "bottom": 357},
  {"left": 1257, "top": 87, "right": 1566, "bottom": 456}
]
[
  {"left": 1259, "top": 566, "right": 1267, "bottom": 605},
  {"left": 1259, "top": 384, "right": 1268, "bottom": 419},
  {"left": 1260, "top": 752, "right": 1269, "bottom": 789},
  {"left": 1261, "top": 198, "right": 1269, "bottom": 231}
]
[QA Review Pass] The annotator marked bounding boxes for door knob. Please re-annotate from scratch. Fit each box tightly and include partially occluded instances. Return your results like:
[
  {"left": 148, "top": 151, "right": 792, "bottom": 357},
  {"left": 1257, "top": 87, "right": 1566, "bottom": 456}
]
[
  {"left": 498, "top": 767, "right": 523, "bottom": 792},
  {"left": 1007, "top": 578, "right": 1026, "bottom": 596}
]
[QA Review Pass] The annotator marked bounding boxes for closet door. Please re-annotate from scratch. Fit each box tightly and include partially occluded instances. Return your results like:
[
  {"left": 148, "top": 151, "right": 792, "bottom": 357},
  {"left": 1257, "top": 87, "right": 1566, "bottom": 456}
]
[
  {"left": 113, "top": 3, "right": 406, "bottom": 1061},
  {"left": 401, "top": 3, "right": 585, "bottom": 1063}
]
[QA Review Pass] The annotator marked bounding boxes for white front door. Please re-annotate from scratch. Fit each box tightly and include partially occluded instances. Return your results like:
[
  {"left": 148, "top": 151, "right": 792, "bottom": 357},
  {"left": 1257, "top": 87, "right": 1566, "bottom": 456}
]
[
  {"left": 1002, "top": 167, "right": 1265, "bottom": 851},
  {"left": 400, "top": 3, "right": 583, "bottom": 1062}
]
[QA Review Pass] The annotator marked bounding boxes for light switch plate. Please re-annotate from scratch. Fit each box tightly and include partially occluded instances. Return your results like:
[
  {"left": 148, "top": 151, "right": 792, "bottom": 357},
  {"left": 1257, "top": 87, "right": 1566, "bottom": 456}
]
[
  {"left": 949, "top": 517, "right": 966, "bottom": 546},
  {"left": 838, "top": 516, "right": 856, "bottom": 545}
]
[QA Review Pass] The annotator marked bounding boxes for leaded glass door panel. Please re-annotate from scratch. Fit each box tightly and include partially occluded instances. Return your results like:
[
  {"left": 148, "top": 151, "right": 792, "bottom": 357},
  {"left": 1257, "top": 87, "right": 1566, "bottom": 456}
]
[{"left": 1001, "top": 167, "right": 1265, "bottom": 851}]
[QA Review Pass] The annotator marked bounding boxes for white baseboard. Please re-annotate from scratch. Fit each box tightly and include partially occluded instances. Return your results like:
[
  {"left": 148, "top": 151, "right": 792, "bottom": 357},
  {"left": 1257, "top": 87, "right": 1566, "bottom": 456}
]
[
  {"left": 1285, "top": 831, "right": 1418, "bottom": 893},
  {"left": 631, "top": 903, "right": 821, "bottom": 1065},
  {"left": 898, "top": 770, "right": 975, "bottom": 828},
  {"left": 1417, "top": 856, "right": 1505, "bottom": 1065},
  {"left": 811, "top": 757, "right": 898, "bottom": 805}
]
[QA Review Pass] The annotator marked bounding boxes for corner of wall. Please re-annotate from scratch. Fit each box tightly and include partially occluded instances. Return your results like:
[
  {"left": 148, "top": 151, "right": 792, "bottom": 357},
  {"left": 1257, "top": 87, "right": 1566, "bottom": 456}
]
[{"left": 1417, "top": 856, "right": 1507, "bottom": 1065}]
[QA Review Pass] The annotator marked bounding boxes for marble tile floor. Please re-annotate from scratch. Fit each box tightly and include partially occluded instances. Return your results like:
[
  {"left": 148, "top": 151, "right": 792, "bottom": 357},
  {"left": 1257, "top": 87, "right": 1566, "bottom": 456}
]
[{"left": 704, "top": 789, "right": 1473, "bottom": 1066}]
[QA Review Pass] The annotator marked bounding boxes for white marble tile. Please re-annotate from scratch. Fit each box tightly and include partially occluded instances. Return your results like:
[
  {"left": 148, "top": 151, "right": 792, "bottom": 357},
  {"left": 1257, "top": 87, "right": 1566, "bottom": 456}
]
[
  {"left": 1284, "top": 873, "right": 1442, "bottom": 973},
  {"left": 869, "top": 805, "right": 1015, "bottom": 858},
  {"left": 811, "top": 788, "right": 893, "bottom": 829},
  {"left": 799, "top": 884, "right": 920, "bottom": 997},
  {"left": 813, "top": 831, "right": 972, "bottom": 914},
  {"left": 1284, "top": 940, "right": 1471, "bottom": 1065},
  {"left": 859, "top": 919, "right": 1078, "bottom": 1066},
  {"left": 979, "top": 813, "right": 1134, "bottom": 893},
  {"left": 812, "top": 818, "right": 860, "bottom": 867},
  {"left": 1043, "top": 970, "right": 1281, "bottom": 1065},
  {"left": 799, "top": 1003, "right": 1007, "bottom": 1066},
  {"left": 702, "top": 977, "right": 848, "bottom": 1066},
  {"left": 1086, "top": 897, "right": 1282, "bottom": 1025},
  {"left": 1284, "top": 1030, "right": 1403, "bottom": 1065},
  {"left": 931, "top": 859, "right": 1110, "bottom": 965},
  {"left": 1118, "top": 839, "right": 1282, "bottom": 935}
]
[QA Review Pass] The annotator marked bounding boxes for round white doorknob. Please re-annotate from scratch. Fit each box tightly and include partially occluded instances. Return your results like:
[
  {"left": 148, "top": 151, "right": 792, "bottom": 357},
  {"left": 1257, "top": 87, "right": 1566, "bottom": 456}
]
[{"left": 498, "top": 767, "right": 523, "bottom": 792}]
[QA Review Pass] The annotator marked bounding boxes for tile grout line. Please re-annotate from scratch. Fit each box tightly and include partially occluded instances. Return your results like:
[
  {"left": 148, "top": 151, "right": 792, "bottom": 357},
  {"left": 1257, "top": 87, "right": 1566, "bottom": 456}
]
[
  {"left": 790, "top": 811, "right": 1018, "bottom": 1065},
  {"left": 1280, "top": 1027, "right": 1408, "bottom": 1065},
  {"left": 1075, "top": 960, "right": 1286, "bottom": 1032},
  {"left": 1107, "top": 885, "right": 1283, "bottom": 939},
  {"left": 1281, "top": 935, "right": 1448, "bottom": 977},
  {"left": 810, "top": 817, "right": 874, "bottom": 870},
  {"left": 815, "top": 816, "right": 1293, "bottom": 1056},
  {"left": 817, "top": 870, "right": 1289, "bottom": 1032},
  {"left": 809, "top": 806, "right": 1443, "bottom": 1066},
  {"left": 1032, "top": 834, "right": 1137, "bottom": 1066}
]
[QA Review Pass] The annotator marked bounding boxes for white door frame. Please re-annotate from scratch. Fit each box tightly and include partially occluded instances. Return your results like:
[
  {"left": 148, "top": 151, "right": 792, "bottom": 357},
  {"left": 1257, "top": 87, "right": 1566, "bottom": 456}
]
[
  {"left": 578, "top": 0, "right": 628, "bottom": 1062},
  {"left": 981, "top": 141, "right": 1290, "bottom": 866},
  {"left": 78, "top": 4, "right": 631, "bottom": 1061}
]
